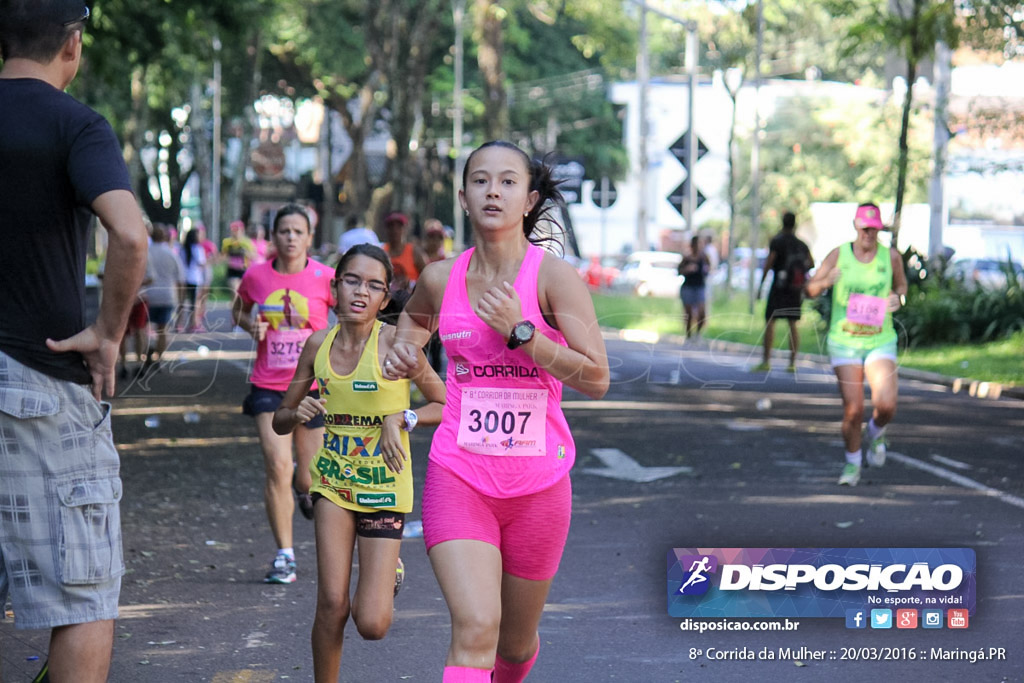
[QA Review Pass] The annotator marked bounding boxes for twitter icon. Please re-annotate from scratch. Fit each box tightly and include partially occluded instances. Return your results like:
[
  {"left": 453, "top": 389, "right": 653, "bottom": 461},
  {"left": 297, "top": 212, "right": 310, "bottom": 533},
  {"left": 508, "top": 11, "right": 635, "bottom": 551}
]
[{"left": 870, "top": 609, "right": 892, "bottom": 629}]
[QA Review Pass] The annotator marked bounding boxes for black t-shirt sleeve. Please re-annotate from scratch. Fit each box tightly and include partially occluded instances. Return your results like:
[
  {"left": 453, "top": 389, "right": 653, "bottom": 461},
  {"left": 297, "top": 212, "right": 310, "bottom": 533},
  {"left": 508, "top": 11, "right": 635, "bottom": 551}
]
[{"left": 67, "top": 116, "right": 132, "bottom": 205}]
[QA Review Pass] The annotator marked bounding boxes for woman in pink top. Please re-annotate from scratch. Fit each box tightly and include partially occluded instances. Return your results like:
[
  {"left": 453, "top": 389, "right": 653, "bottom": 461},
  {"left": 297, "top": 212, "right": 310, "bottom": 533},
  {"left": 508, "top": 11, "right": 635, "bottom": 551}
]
[
  {"left": 232, "top": 204, "right": 335, "bottom": 585},
  {"left": 384, "top": 141, "right": 609, "bottom": 682}
]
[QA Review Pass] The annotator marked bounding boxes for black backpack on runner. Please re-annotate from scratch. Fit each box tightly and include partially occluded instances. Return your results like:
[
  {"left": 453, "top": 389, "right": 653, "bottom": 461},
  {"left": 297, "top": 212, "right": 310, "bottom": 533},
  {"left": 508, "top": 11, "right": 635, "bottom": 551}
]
[{"left": 779, "top": 242, "right": 811, "bottom": 291}]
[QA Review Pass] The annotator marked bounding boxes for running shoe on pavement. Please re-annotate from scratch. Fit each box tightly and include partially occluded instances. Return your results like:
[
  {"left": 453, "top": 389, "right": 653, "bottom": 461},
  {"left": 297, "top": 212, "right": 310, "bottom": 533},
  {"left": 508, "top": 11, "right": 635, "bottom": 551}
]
[
  {"left": 837, "top": 463, "right": 861, "bottom": 486},
  {"left": 394, "top": 557, "right": 405, "bottom": 597},
  {"left": 265, "top": 553, "right": 296, "bottom": 584},
  {"left": 865, "top": 432, "right": 887, "bottom": 468}
]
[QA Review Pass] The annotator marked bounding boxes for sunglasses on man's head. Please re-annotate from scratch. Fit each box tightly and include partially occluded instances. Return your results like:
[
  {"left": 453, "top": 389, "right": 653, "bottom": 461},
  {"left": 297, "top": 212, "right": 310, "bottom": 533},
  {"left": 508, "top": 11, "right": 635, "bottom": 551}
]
[{"left": 62, "top": 5, "right": 90, "bottom": 27}]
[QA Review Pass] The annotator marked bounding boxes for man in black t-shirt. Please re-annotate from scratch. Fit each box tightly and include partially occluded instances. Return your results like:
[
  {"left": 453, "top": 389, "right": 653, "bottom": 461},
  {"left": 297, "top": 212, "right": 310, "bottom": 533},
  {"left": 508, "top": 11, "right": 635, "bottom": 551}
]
[
  {"left": 754, "top": 211, "right": 813, "bottom": 372},
  {"left": 0, "top": 2, "right": 147, "bottom": 680}
]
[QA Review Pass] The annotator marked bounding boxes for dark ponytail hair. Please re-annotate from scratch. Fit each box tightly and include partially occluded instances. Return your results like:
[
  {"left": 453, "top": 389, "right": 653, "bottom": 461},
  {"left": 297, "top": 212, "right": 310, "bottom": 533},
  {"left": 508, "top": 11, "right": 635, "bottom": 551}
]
[
  {"left": 272, "top": 203, "right": 312, "bottom": 234},
  {"left": 183, "top": 227, "right": 200, "bottom": 268},
  {"left": 335, "top": 243, "right": 393, "bottom": 289},
  {"left": 462, "top": 140, "right": 566, "bottom": 252}
]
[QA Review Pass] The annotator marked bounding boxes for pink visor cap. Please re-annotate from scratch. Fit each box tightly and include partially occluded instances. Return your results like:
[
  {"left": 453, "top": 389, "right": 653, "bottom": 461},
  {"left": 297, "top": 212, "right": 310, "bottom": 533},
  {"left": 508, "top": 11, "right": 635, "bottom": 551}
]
[{"left": 854, "top": 205, "right": 885, "bottom": 229}]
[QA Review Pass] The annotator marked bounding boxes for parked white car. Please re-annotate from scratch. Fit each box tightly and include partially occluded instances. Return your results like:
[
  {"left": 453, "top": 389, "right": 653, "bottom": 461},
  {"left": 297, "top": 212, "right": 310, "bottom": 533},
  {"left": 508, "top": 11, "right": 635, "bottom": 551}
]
[
  {"left": 949, "top": 257, "right": 1024, "bottom": 290},
  {"left": 611, "top": 251, "right": 683, "bottom": 297}
]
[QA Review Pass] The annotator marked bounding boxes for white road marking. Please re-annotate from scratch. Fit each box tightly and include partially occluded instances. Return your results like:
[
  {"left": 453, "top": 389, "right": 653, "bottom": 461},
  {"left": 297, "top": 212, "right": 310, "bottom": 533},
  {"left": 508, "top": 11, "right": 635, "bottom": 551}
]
[
  {"left": 583, "top": 448, "right": 692, "bottom": 483},
  {"left": 929, "top": 454, "right": 972, "bottom": 470},
  {"left": 888, "top": 452, "right": 1024, "bottom": 511}
]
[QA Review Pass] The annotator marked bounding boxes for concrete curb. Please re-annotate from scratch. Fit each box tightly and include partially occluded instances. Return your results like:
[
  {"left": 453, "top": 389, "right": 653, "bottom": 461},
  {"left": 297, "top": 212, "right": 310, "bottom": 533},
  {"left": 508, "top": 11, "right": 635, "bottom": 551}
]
[{"left": 603, "top": 328, "right": 1024, "bottom": 402}]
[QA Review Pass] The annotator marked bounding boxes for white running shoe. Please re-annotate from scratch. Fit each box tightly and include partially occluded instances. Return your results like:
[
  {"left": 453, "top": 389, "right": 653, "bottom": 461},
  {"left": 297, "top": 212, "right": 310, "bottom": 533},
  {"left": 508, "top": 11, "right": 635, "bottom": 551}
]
[
  {"left": 865, "top": 432, "right": 887, "bottom": 468},
  {"left": 838, "top": 463, "right": 861, "bottom": 486}
]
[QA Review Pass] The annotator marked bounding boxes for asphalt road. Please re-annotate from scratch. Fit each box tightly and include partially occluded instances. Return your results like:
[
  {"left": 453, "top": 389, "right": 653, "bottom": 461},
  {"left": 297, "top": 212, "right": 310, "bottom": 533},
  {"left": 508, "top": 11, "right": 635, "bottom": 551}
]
[{"left": 2, "top": 308, "right": 1022, "bottom": 682}]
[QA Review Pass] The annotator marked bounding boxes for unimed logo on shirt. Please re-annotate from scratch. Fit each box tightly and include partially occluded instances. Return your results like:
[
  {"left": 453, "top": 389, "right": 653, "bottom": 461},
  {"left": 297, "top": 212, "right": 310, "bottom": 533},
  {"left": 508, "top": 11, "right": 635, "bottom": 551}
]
[
  {"left": 352, "top": 381, "right": 378, "bottom": 392},
  {"left": 357, "top": 493, "right": 396, "bottom": 507}
]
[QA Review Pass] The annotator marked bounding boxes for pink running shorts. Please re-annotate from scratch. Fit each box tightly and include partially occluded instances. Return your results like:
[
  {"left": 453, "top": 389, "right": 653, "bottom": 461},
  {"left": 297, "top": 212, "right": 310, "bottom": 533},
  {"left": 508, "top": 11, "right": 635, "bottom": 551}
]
[{"left": 421, "top": 462, "right": 572, "bottom": 581}]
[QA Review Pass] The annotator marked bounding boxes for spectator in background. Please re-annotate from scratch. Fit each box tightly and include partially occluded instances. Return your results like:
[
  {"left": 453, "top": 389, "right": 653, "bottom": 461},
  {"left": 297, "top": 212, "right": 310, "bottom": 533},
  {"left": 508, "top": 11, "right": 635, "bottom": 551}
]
[
  {"left": 422, "top": 218, "right": 447, "bottom": 264},
  {"left": 678, "top": 235, "right": 711, "bottom": 342},
  {"left": 422, "top": 218, "right": 448, "bottom": 373},
  {"left": 0, "top": 3, "right": 148, "bottom": 679},
  {"left": 381, "top": 212, "right": 426, "bottom": 325},
  {"left": 143, "top": 223, "right": 185, "bottom": 371},
  {"left": 702, "top": 231, "right": 721, "bottom": 316},
  {"left": 196, "top": 223, "right": 217, "bottom": 327},
  {"left": 754, "top": 211, "right": 813, "bottom": 372},
  {"left": 382, "top": 212, "right": 426, "bottom": 294},
  {"left": 181, "top": 227, "right": 207, "bottom": 332},
  {"left": 337, "top": 213, "right": 380, "bottom": 256},
  {"left": 222, "top": 219, "right": 255, "bottom": 293},
  {"left": 252, "top": 224, "right": 271, "bottom": 264}
]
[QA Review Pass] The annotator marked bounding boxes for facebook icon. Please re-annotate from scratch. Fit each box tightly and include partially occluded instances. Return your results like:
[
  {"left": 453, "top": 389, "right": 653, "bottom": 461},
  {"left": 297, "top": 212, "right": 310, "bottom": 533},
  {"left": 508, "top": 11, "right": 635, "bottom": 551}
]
[{"left": 846, "top": 609, "right": 867, "bottom": 629}]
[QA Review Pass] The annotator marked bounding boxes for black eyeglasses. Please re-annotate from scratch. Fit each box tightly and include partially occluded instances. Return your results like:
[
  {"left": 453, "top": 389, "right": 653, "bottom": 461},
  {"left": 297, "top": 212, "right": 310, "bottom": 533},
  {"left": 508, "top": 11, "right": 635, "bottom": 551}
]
[
  {"left": 62, "top": 5, "right": 90, "bottom": 26},
  {"left": 338, "top": 274, "right": 388, "bottom": 294}
]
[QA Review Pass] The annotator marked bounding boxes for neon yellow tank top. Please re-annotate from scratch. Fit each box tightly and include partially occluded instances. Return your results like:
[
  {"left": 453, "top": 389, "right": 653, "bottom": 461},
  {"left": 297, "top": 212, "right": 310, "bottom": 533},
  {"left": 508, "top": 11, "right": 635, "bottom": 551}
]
[
  {"left": 828, "top": 243, "right": 897, "bottom": 349},
  {"left": 309, "top": 321, "right": 413, "bottom": 513}
]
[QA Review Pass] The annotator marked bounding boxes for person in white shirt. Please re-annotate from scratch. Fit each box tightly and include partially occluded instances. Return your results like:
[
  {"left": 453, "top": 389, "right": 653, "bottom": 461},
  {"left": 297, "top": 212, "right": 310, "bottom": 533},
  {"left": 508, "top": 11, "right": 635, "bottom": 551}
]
[
  {"left": 143, "top": 223, "right": 185, "bottom": 367},
  {"left": 338, "top": 214, "right": 380, "bottom": 256}
]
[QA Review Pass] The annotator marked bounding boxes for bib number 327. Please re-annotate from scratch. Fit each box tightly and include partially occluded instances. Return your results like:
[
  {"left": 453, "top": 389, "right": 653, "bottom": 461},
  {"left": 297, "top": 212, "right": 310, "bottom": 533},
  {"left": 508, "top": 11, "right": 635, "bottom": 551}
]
[{"left": 266, "top": 328, "right": 313, "bottom": 369}]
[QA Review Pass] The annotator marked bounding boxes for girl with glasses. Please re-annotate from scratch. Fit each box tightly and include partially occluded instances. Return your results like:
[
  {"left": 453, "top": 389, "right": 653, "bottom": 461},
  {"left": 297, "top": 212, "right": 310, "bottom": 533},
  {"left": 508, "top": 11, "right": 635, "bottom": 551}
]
[{"left": 272, "top": 244, "right": 444, "bottom": 683}]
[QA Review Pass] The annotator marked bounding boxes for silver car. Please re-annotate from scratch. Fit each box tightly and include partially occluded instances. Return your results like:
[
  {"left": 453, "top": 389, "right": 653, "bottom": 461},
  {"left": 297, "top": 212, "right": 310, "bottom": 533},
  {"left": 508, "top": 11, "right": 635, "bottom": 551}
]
[{"left": 949, "top": 258, "right": 1024, "bottom": 289}]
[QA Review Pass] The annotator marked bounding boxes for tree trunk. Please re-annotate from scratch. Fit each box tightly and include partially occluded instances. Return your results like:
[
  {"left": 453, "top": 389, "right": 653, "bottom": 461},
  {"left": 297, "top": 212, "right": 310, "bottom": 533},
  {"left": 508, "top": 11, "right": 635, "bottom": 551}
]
[
  {"left": 122, "top": 66, "right": 147, "bottom": 198},
  {"left": 191, "top": 81, "right": 213, "bottom": 233},
  {"left": 475, "top": 0, "right": 508, "bottom": 141},
  {"left": 892, "top": 55, "right": 916, "bottom": 251},
  {"left": 223, "top": 31, "right": 263, "bottom": 230},
  {"left": 891, "top": 0, "right": 923, "bottom": 250}
]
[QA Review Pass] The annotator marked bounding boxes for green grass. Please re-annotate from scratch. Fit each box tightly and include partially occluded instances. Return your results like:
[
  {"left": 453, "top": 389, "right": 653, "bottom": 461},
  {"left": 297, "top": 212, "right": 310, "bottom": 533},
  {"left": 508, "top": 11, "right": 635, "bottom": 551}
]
[
  {"left": 592, "top": 292, "right": 1024, "bottom": 387},
  {"left": 898, "top": 331, "right": 1024, "bottom": 386}
]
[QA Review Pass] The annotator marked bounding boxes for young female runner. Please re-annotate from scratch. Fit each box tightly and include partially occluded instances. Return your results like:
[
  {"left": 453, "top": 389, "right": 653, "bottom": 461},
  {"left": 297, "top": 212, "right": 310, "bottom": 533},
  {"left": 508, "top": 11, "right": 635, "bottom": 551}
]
[
  {"left": 383, "top": 141, "right": 609, "bottom": 681},
  {"left": 232, "top": 204, "right": 333, "bottom": 583},
  {"left": 272, "top": 244, "right": 444, "bottom": 682}
]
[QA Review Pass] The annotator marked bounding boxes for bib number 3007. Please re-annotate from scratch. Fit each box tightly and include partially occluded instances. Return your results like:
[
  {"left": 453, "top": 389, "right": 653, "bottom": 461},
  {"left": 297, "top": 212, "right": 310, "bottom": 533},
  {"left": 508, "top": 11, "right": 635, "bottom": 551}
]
[
  {"left": 466, "top": 409, "right": 532, "bottom": 436},
  {"left": 457, "top": 387, "right": 547, "bottom": 456}
]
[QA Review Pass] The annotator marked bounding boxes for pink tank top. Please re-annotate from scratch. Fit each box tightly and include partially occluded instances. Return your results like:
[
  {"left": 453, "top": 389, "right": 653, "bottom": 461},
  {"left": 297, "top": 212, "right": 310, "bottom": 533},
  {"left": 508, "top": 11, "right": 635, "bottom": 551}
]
[
  {"left": 430, "top": 245, "right": 575, "bottom": 498},
  {"left": 238, "top": 259, "right": 335, "bottom": 391}
]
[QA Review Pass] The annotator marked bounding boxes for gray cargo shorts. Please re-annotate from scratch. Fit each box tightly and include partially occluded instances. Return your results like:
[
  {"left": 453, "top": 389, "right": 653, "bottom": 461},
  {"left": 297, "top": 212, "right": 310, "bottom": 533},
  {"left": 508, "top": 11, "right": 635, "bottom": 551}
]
[{"left": 0, "top": 350, "right": 123, "bottom": 630}]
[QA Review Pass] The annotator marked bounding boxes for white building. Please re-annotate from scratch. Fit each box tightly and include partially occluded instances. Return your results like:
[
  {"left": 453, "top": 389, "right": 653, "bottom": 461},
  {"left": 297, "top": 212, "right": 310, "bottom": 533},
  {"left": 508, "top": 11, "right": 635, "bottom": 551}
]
[{"left": 567, "top": 66, "right": 1024, "bottom": 264}]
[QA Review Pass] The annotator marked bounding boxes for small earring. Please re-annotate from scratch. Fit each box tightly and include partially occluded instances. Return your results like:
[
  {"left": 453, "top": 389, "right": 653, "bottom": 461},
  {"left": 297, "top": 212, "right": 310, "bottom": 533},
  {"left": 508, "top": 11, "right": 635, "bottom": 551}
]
[{"left": 524, "top": 212, "right": 529, "bottom": 217}]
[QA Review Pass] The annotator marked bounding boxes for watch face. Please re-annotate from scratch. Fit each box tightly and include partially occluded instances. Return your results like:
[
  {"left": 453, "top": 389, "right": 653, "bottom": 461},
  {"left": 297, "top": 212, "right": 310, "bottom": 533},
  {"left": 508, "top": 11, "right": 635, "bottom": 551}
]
[{"left": 514, "top": 322, "right": 534, "bottom": 341}]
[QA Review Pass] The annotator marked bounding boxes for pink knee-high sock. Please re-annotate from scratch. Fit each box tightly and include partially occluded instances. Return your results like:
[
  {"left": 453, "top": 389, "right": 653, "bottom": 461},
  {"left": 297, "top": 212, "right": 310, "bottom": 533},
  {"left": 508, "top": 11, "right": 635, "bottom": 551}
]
[
  {"left": 442, "top": 666, "right": 492, "bottom": 682},
  {"left": 492, "top": 643, "right": 540, "bottom": 683}
]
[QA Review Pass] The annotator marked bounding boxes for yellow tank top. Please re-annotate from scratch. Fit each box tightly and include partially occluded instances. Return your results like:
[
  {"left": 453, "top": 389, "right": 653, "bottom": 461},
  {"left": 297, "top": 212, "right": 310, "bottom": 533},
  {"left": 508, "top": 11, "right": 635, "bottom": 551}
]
[{"left": 310, "top": 321, "right": 413, "bottom": 513}]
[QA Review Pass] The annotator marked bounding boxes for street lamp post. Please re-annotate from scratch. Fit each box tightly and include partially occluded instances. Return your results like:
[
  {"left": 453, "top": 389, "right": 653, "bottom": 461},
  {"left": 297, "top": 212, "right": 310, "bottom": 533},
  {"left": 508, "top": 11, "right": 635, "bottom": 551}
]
[
  {"left": 452, "top": 0, "right": 466, "bottom": 250},
  {"left": 636, "top": 5, "right": 650, "bottom": 251},
  {"left": 211, "top": 34, "right": 222, "bottom": 244},
  {"left": 724, "top": 67, "right": 743, "bottom": 296},
  {"left": 747, "top": 0, "right": 764, "bottom": 313},
  {"left": 629, "top": 1, "right": 698, "bottom": 252}
]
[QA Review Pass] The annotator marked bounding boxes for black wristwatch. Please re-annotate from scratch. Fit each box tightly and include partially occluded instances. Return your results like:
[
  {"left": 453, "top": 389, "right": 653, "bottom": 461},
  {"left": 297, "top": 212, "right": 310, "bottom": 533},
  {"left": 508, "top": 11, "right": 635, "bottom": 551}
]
[{"left": 507, "top": 320, "right": 536, "bottom": 350}]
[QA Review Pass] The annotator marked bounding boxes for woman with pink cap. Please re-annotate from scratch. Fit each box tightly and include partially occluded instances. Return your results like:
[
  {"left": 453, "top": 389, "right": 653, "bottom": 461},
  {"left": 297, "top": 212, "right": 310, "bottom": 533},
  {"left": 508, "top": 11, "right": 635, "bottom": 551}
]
[{"left": 804, "top": 202, "right": 908, "bottom": 486}]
